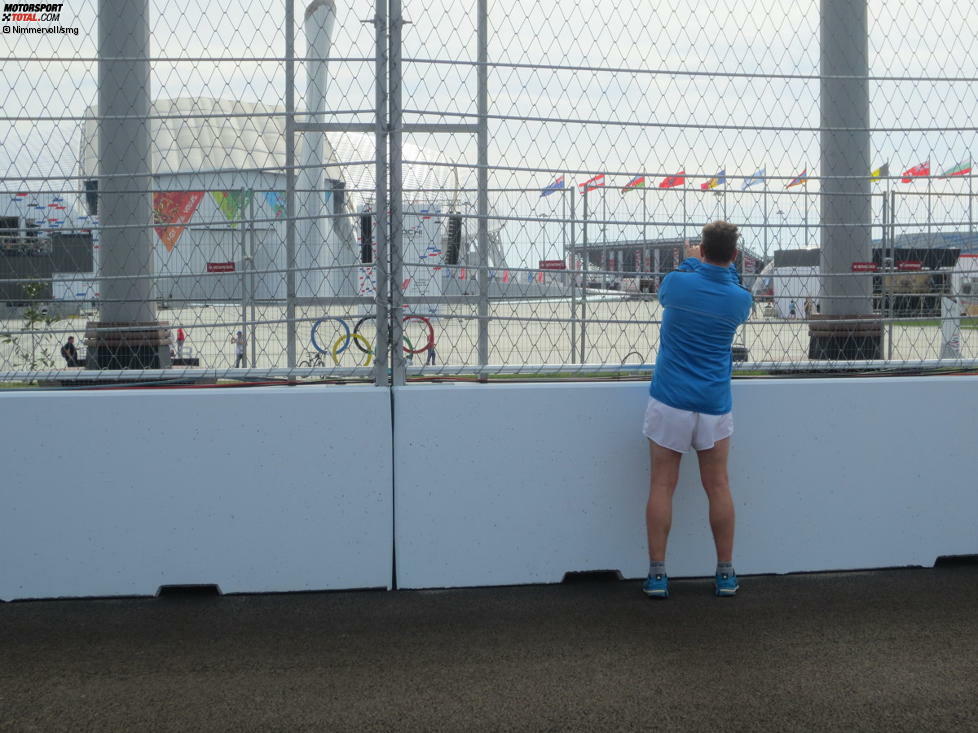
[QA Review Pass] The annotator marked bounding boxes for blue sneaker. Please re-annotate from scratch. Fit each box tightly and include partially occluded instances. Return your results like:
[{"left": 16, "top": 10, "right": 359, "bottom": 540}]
[
  {"left": 714, "top": 571, "right": 739, "bottom": 597},
  {"left": 643, "top": 573, "right": 669, "bottom": 599}
]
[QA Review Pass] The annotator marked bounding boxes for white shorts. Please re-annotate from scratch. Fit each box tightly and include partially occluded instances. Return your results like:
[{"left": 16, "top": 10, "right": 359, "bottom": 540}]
[{"left": 642, "top": 396, "right": 733, "bottom": 453}]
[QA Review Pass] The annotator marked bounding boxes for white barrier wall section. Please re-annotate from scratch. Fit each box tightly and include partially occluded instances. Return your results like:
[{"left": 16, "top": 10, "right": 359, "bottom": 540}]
[
  {"left": 394, "top": 378, "right": 978, "bottom": 589},
  {"left": 0, "top": 386, "right": 393, "bottom": 600}
]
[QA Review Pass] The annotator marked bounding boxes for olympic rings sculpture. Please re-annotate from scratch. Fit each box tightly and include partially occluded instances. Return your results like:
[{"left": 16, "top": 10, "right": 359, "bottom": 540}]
[
  {"left": 353, "top": 315, "right": 435, "bottom": 356},
  {"left": 310, "top": 315, "right": 435, "bottom": 361},
  {"left": 329, "top": 333, "right": 414, "bottom": 366},
  {"left": 331, "top": 333, "right": 374, "bottom": 366},
  {"left": 311, "top": 317, "right": 351, "bottom": 356}
]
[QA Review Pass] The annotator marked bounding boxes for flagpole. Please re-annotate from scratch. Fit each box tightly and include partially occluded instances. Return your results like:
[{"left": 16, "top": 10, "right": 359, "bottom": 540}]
[
  {"left": 581, "top": 186, "right": 588, "bottom": 364},
  {"left": 763, "top": 177, "right": 768, "bottom": 261},
  {"left": 570, "top": 184, "right": 577, "bottom": 364},
  {"left": 642, "top": 182, "right": 648, "bottom": 293},
  {"left": 561, "top": 183, "right": 566, "bottom": 277},
  {"left": 603, "top": 185, "right": 608, "bottom": 289},
  {"left": 927, "top": 169, "right": 932, "bottom": 243},
  {"left": 969, "top": 169, "right": 973, "bottom": 236},
  {"left": 682, "top": 184, "right": 687, "bottom": 244},
  {"left": 804, "top": 184, "right": 809, "bottom": 249}
]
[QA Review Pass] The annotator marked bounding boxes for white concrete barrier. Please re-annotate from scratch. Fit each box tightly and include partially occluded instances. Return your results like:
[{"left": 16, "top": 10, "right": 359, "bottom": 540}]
[
  {"left": 394, "top": 378, "right": 978, "bottom": 589},
  {"left": 0, "top": 386, "right": 393, "bottom": 600}
]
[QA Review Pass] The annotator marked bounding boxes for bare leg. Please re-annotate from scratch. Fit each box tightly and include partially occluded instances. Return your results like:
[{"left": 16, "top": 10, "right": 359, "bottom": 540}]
[
  {"left": 646, "top": 441, "right": 683, "bottom": 563},
  {"left": 696, "top": 437, "right": 734, "bottom": 564}
]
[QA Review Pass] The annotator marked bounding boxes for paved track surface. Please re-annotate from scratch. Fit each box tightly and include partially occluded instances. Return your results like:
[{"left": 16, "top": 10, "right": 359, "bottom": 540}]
[{"left": 2, "top": 566, "right": 978, "bottom": 732}]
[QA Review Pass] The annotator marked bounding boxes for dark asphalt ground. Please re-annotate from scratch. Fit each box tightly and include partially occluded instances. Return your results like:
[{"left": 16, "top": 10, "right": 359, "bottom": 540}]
[{"left": 2, "top": 566, "right": 977, "bottom": 732}]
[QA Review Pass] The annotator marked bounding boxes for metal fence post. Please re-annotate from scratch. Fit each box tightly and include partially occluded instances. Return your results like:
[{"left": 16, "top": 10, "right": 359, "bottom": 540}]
[
  {"left": 249, "top": 192, "right": 257, "bottom": 368},
  {"left": 285, "top": 0, "right": 297, "bottom": 369},
  {"left": 373, "top": 0, "right": 390, "bottom": 387},
  {"left": 240, "top": 186, "right": 248, "bottom": 360},
  {"left": 389, "top": 0, "right": 406, "bottom": 386},
  {"left": 477, "top": 0, "right": 489, "bottom": 377}
]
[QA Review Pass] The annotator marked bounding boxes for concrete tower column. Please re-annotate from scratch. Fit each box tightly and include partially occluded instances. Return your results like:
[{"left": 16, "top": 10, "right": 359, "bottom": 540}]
[
  {"left": 90, "top": 0, "right": 169, "bottom": 368},
  {"left": 811, "top": 0, "right": 881, "bottom": 359}
]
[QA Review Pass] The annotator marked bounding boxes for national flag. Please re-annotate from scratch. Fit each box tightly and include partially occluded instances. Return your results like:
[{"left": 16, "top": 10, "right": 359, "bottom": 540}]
[
  {"left": 742, "top": 168, "right": 766, "bottom": 189},
  {"left": 540, "top": 176, "right": 565, "bottom": 197},
  {"left": 940, "top": 159, "right": 972, "bottom": 178},
  {"left": 870, "top": 163, "right": 890, "bottom": 181},
  {"left": 401, "top": 278, "right": 412, "bottom": 291},
  {"left": 901, "top": 161, "right": 930, "bottom": 183},
  {"left": 658, "top": 171, "right": 685, "bottom": 189},
  {"left": 527, "top": 270, "right": 535, "bottom": 283},
  {"left": 623, "top": 175, "right": 646, "bottom": 191},
  {"left": 786, "top": 169, "right": 807, "bottom": 188},
  {"left": 502, "top": 269, "right": 510, "bottom": 283},
  {"left": 578, "top": 174, "right": 605, "bottom": 192},
  {"left": 701, "top": 169, "right": 726, "bottom": 190},
  {"left": 459, "top": 268, "right": 467, "bottom": 280}
]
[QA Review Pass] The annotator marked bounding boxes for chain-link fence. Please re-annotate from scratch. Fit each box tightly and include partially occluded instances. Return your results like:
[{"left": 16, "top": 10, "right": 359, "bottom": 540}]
[{"left": 2, "top": 0, "right": 977, "bottom": 385}]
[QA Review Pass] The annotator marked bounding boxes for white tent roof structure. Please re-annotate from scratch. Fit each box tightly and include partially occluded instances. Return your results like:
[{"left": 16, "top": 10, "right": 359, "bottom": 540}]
[{"left": 79, "top": 97, "right": 461, "bottom": 209}]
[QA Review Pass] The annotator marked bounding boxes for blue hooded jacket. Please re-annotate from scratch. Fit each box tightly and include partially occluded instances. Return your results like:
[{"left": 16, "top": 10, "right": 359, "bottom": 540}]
[{"left": 649, "top": 258, "right": 753, "bottom": 415}]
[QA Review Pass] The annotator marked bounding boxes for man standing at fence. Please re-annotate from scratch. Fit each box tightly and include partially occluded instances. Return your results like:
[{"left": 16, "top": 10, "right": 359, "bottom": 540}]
[{"left": 643, "top": 221, "right": 752, "bottom": 599}]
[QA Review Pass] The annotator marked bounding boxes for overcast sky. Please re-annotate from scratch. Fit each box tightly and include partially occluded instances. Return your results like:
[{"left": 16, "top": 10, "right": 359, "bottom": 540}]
[{"left": 2, "top": 0, "right": 976, "bottom": 260}]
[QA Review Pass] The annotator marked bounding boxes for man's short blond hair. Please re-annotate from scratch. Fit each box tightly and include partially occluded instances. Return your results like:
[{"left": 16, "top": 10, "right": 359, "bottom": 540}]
[{"left": 701, "top": 220, "right": 739, "bottom": 264}]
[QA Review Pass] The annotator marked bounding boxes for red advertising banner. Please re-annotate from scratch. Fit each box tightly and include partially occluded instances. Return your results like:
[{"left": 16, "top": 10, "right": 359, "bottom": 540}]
[
  {"left": 153, "top": 191, "right": 204, "bottom": 252},
  {"left": 851, "top": 262, "right": 878, "bottom": 272},
  {"left": 206, "top": 261, "right": 236, "bottom": 273},
  {"left": 539, "top": 259, "right": 567, "bottom": 270},
  {"left": 897, "top": 261, "right": 923, "bottom": 271}
]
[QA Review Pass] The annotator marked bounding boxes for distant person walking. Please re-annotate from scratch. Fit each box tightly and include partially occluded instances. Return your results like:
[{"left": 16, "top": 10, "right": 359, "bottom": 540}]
[
  {"left": 804, "top": 297, "right": 814, "bottom": 320},
  {"left": 60, "top": 336, "right": 80, "bottom": 367},
  {"left": 176, "top": 327, "right": 186, "bottom": 358},
  {"left": 788, "top": 299, "right": 797, "bottom": 319},
  {"left": 233, "top": 330, "right": 247, "bottom": 368},
  {"left": 642, "top": 221, "right": 752, "bottom": 599}
]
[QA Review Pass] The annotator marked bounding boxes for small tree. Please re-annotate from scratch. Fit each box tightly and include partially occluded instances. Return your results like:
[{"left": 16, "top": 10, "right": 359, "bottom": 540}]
[{"left": 1, "top": 281, "right": 62, "bottom": 371}]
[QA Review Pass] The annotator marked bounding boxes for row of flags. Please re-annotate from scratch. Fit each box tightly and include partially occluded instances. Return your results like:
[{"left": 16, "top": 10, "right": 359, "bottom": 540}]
[
  {"left": 444, "top": 268, "right": 546, "bottom": 284},
  {"left": 540, "top": 159, "right": 974, "bottom": 197}
]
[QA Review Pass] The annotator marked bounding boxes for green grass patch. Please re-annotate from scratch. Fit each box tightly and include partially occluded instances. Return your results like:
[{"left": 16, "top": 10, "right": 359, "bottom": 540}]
[{"left": 889, "top": 317, "right": 978, "bottom": 329}]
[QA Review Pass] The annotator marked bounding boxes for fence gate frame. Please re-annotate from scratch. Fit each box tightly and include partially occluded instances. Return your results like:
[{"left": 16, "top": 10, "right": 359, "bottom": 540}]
[{"left": 283, "top": 0, "right": 489, "bottom": 386}]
